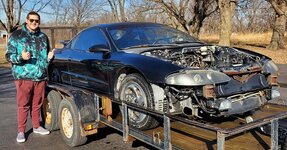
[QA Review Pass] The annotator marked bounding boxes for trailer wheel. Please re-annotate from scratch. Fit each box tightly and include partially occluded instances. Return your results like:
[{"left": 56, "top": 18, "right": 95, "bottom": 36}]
[
  {"left": 119, "top": 73, "right": 159, "bottom": 130},
  {"left": 58, "top": 99, "right": 87, "bottom": 147},
  {"left": 42, "top": 90, "right": 61, "bottom": 131}
]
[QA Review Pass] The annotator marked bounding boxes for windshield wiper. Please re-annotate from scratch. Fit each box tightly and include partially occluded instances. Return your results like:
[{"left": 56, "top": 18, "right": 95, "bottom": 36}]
[{"left": 123, "top": 44, "right": 177, "bottom": 49}]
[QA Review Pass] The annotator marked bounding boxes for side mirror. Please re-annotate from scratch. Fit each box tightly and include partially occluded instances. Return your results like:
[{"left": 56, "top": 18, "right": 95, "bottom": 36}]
[
  {"left": 60, "top": 40, "right": 70, "bottom": 47},
  {"left": 89, "top": 44, "right": 110, "bottom": 53}
]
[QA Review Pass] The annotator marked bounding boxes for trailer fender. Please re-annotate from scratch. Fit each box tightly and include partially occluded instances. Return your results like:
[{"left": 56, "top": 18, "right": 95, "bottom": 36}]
[
  {"left": 68, "top": 90, "right": 98, "bottom": 124},
  {"left": 47, "top": 83, "right": 99, "bottom": 134}
]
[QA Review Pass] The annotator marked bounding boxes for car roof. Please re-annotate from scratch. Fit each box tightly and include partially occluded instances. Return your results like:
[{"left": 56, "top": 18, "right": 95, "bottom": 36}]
[{"left": 92, "top": 22, "right": 166, "bottom": 29}]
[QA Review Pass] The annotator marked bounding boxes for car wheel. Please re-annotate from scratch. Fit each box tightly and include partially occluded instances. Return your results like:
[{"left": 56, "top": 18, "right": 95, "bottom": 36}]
[
  {"left": 42, "top": 90, "right": 61, "bottom": 131},
  {"left": 119, "top": 73, "right": 159, "bottom": 130},
  {"left": 58, "top": 98, "right": 87, "bottom": 147}
]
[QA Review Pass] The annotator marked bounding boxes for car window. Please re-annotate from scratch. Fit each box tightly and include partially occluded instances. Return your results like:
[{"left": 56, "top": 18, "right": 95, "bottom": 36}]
[
  {"left": 108, "top": 25, "right": 197, "bottom": 49},
  {"left": 109, "top": 27, "right": 149, "bottom": 49},
  {"left": 72, "top": 28, "right": 109, "bottom": 51},
  {"left": 69, "top": 34, "right": 80, "bottom": 49}
]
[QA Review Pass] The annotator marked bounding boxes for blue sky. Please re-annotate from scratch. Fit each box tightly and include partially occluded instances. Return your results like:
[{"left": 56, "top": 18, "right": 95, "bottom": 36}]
[
  {"left": 0, "top": 1, "right": 122, "bottom": 25},
  {"left": 0, "top": 3, "right": 52, "bottom": 24},
  {"left": 0, "top": 10, "right": 6, "bottom": 22}
]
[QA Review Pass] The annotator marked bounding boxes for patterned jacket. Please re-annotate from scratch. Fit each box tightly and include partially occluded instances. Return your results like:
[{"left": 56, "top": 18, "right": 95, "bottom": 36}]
[{"left": 6, "top": 23, "right": 50, "bottom": 81}]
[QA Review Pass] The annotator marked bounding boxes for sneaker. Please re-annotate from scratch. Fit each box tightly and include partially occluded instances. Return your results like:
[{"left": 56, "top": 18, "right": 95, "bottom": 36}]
[
  {"left": 33, "top": 126, "right": 50, "bottom": 135},
  {"left": 16, "top": 132, "right": 25, "bottom": 143}
]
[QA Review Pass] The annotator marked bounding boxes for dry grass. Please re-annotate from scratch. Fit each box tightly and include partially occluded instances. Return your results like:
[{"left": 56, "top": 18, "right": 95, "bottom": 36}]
[
  {"left": 0, "top": 46, "right": 7, "bottom": 64},
  {"left": 200, "top": 32, "right": 287, "bottom": 64},
  {"left": 200, "top": 32, "right": 273, "bottom": 46},
  {"left": 231, "top": 32, "right": 273, "bottom": 47}
]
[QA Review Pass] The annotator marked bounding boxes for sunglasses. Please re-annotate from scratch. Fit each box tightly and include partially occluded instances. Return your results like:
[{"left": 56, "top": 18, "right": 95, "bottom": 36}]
[{"left": 29, "top": 19, "right": 39, "bottom": 23}]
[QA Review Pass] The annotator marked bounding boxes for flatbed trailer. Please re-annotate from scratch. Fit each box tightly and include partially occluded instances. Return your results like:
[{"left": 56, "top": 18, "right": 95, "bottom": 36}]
[
  {"left": 45, "top": 83, "right": 287, "bottom": 150},
  {"left": 101, "top": 101, "right": 287, "bottom": 150}
]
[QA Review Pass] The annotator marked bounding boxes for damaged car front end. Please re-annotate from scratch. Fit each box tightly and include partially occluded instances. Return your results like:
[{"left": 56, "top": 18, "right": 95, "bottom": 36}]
[{"left": 142, "top": 45, "right": 280, "bottom": 117}]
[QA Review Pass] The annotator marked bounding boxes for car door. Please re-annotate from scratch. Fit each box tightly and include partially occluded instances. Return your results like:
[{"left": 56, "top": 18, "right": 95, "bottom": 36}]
[
  {"left": 49, "top": 41, "right": 74, "bottom": 84},
  {"left": 67, "top": 27, "right": 110, "bottom": 94}
]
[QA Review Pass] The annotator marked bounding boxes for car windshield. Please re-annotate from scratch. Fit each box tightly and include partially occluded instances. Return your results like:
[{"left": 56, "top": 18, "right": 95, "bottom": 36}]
[{"left": 108, "top": 24, "right": 198, "bottom": 50}]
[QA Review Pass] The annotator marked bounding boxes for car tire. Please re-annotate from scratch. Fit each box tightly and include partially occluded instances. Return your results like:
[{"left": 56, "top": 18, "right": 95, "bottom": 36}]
[
  {"left": 119, "top": 73, "right": 159, "bottom": 130},
  {"left": 42, "top": 90, "right": 61, "bottom": 131},
  {"left": 58, "top": 98, "right": 87, "bottom": 147}
]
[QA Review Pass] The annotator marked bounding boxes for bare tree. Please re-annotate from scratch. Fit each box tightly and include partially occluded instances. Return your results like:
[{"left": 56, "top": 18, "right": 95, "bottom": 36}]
[
  {"left": 188, "top": 0, "right": 218, "bottom": 37},
  {"left": 66, "top": 0, "right": 105, "bottom": 27},
  {"left": 218, "top": 0, "right": 238, "bottom": 46},
  {"left": 129, "top": 0, "right": 169, "bottom": 23},
  {"left": 49, "top": 0, "right": 63, "bottom": 25},
  {"left": 48, "top": 0, "right": 70, "bottom": 25},
  {"left": 107, "top": 0, "right": 127, "bottom": 22},
  {"left": 147, "top": 0, "right": 217, "bottom": 38},
  {"left": 25, "top": 0, "right": 52, "bottom": 12},
  {"left": 201, "top": 11, "right": 221, "bottom": 34},
  {"left": 0, "top": 0, "right": 52, "bottom": 33},
  {"left": 0, "top": 0, "right": 27, "bottom": 33},
  {"left": 234, "top": 0, "right": 273, "bottom": 33},
  {"left": 266, "top": 0, "right": 287, "bottom": 50}
]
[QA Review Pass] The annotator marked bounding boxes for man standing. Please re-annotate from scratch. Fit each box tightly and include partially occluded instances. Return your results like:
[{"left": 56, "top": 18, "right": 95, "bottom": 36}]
[{"left": 5, "top": 11, "right": 54, "bottom": 143}]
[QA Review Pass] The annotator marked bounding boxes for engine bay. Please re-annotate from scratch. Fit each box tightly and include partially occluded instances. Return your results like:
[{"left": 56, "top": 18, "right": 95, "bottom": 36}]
[{"left": 141, "top": 46, "right": 264, "bottom": 73}]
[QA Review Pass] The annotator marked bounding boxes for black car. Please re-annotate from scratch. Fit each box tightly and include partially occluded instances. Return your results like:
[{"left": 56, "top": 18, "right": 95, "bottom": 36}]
[{"left": 49, "top": 22, "right": 280, "bottom": 130}]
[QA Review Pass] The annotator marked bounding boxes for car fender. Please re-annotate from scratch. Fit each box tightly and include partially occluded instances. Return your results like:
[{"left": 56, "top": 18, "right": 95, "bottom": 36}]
[
  {"left": 110, "top": 52, "right": 182, "bottom": 84},
  {"left": 233, "top": 47, "right": 271, "bottom": 60}
]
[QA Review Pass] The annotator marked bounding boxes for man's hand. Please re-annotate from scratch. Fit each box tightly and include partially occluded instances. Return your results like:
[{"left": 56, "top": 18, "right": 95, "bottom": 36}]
[
  {"left": 21, "top": 48, "right": 30, "bottom": 60},
  {"left": 48, "top": 49, "right": 55, "bottom": 60}
]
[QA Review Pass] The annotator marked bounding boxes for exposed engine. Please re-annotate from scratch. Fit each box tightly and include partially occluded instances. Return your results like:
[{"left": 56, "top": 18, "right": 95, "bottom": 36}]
[
  {"left": 141, "top": 46, "right": 263, "bottom": 72},
  {"left": 142, "top": 46, "right": 279, "bottom": 118}
]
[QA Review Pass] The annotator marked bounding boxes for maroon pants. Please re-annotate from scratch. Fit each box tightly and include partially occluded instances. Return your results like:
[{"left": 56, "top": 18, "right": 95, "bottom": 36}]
[{"left": 15, "top": 80, "right": 46, "bottom": 132}]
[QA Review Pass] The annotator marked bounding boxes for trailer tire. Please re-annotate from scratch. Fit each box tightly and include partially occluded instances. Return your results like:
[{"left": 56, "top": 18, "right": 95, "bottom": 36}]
[
  {"left": 42, "top": 90, "right": 61, "bottom": 131},
  {"left": 119, "top": 73, "right": 159, "bottom": 130},
  {"left": 58, "top": 98, "right": 87, "bottom": 147}
]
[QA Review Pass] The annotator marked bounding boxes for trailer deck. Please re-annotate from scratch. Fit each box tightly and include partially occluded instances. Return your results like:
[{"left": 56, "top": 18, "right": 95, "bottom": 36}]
[{"left": 99, "top": 99, "right": 287, "bottom": 150}]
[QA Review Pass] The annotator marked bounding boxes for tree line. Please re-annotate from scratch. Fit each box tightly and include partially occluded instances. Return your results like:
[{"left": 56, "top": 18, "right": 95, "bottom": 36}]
[{"left": 0, "top": 0, "right": 286, "bottom": 50}]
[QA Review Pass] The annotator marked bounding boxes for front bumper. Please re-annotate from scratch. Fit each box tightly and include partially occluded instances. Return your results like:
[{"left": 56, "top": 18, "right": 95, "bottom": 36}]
[
  {"left": 215, "top": 73, "right": 269, "bottom": 97},
  {"left": 218, "top": 93, "right": 264, "bottom": 116}
]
